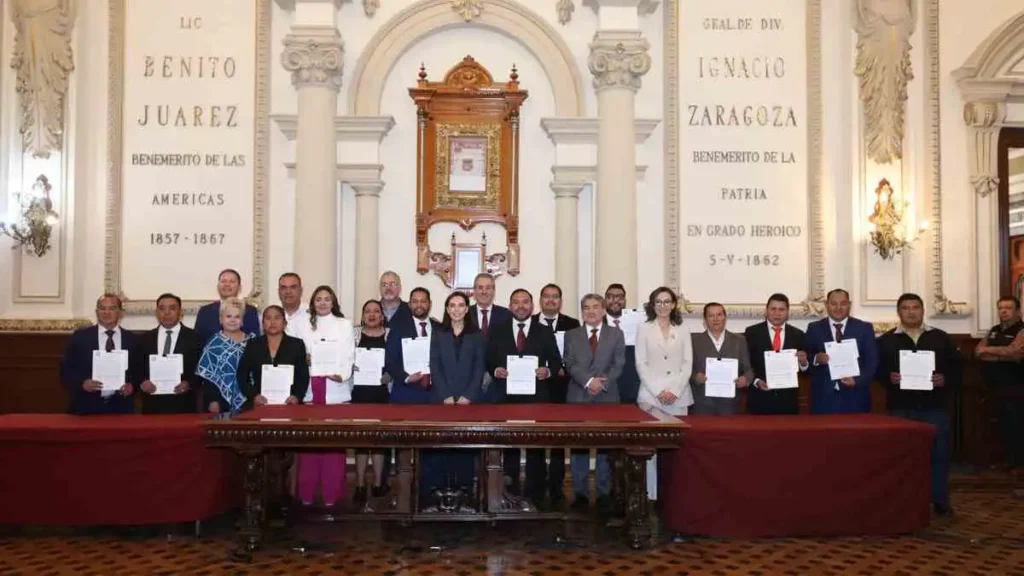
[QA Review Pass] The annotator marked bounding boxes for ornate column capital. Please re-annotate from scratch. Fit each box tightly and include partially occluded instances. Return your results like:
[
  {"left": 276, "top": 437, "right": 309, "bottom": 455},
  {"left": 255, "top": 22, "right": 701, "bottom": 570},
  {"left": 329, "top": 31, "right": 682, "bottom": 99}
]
[
  {"left": 962, "top": 99, "right": 1006, "bottom": 129},
  {"left": 281, "top": 30, "right": 344, "bottom": 89},
  {"left": 351, "top": 181, "right": 383, "bottom": 197},
  {"left": 551, "top": 182, "right": 583, "bottom": 198},
  {"left": 962, "top": 99, "right": 1006, "bottom": 198},
  {"left": 588, "top": 32, "right": 650, "bottom": 93}
]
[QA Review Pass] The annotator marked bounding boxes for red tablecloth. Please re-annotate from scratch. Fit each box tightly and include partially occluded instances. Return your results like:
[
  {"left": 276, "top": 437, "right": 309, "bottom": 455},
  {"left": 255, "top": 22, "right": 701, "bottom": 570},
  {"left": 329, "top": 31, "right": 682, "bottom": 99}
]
[
  {"left": 0, "top": 414, "right": 242, "bottom": 526},
  {"left": 660, "top": 414, "right": 935, "bottom": 538},
  {"left": 237, "top": 403, "right": 659, "bottom": 423}
]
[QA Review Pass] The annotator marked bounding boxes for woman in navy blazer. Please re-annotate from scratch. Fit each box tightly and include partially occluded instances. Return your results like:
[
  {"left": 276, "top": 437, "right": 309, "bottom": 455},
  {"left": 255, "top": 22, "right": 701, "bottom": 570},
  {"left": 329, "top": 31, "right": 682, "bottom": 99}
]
[{"left": 419, "top": 292, "right": 486, "bottom": 510}]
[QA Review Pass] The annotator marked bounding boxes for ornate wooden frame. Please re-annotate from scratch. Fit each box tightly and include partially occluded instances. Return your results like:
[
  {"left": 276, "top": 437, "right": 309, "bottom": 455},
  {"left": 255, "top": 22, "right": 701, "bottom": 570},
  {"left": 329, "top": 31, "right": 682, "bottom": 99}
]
[{"left": 410, "top": 56, "right": 527, "bottom": 277}]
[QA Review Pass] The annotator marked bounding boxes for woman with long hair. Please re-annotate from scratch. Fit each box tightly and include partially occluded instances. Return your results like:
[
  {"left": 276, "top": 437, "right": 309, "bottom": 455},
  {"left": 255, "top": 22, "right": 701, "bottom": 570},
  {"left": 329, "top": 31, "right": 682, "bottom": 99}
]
[{"left": 352, "top": 299, "right": 391, "bottom": 505}]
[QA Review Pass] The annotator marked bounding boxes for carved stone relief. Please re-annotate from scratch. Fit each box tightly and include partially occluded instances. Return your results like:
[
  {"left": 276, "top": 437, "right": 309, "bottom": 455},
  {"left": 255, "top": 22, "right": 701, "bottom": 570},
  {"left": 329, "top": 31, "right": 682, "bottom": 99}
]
[
  {"left": 853, "top": 0, "right": 916, "bottom": 164},
  {"left": 451, "top": 0, "right": 482, "bottom": 22},
  {"left": 588, "top": 35, "right": 651, "bottom": 92},
  {"left": 556, "top": 0, "right": 574, "bottom": 25},
  {"left": 962, "top": 99, "right": 1006, "bottom": 198},
  {"left": 281, "top": 33, "right": 344, "bottom": 89},
  {"left": 363, "top": 0, "right": 379, "bottom": 17},
  {"left": 9, "top": 0, "right": 76, "bottom": 158}
]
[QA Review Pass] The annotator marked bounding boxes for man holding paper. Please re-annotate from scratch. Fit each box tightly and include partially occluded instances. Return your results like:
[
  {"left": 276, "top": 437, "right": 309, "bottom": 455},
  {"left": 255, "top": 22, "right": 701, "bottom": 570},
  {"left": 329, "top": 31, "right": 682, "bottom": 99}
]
[
  {"left": 745, "top": 293, "right": 810, "bottom": 415},
  {"left": 486, "top": 288, "right": 562, "bottom": 505},
  {"left": 387, "top": 287, "right": 440, "bottom": 405},
  {"left": 605, "top": 284, "right": 643, "bottom": 405},
  {"left": 877, "top": 293, "right": 960, "bottom": 516},
  {"left": 131, "top": 293, "right": 202, "bottom": 414},
  {"left": 805, "top": 288, "right": 878, "bottom": 414},
  {"left": 690, "top": 303, "right": 754, "bottom": 415},
  {"left": 60, "top": 294, "right": 136, "bottom": 415}
]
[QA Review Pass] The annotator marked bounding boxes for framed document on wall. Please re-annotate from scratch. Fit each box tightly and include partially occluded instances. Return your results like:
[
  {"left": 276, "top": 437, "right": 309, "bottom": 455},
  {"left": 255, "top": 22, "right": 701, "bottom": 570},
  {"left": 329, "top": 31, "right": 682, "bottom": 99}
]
[{"left": 409, "top": 57, "right": 527, "bottom": 280}]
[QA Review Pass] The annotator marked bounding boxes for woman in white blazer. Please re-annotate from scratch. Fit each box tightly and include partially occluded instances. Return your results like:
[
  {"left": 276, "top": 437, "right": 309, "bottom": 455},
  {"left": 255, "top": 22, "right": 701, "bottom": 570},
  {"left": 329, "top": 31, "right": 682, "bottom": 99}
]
[
  {"left": 635, "top": 287, "right": 692, "bottom": 501},
  {"left": 635, "top": 287, "right": 693, "bottom": 415}
]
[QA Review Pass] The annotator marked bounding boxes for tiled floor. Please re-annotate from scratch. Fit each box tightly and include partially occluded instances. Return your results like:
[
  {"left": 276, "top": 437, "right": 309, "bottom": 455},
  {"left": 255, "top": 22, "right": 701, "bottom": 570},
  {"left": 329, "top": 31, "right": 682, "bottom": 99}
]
[{"left": 1, "top": 476, "right": 1022, "bottom": 575}]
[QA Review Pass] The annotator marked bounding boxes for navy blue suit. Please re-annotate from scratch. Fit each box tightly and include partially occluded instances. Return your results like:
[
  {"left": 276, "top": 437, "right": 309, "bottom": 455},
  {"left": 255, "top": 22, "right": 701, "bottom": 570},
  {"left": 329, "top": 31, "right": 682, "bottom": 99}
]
[
  {"left": 193, "top": 301, "right": 260, "bottom": 347},
  {"left": 60, "top": 326, "right": 137, "bottom": 415},
  {"left": 384, "top": 300, "right": 416, "bottom": 337},
  {"left": 469, "top": 304, "right": 511, "bottom": 402},
  {"left": 805, "top": 317, "right": 879, "bottom": 414},
  {"left": 386, "top": 318, "right": 440, "bottom": 404},
  {"left": 606, "top": 314, "right": 641, "bottom": 404}
]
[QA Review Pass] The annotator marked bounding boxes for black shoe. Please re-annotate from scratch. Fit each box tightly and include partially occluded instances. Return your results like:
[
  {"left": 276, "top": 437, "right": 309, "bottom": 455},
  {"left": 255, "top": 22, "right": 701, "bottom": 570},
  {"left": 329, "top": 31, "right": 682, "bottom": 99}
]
[
  {"left": 571, "top": 494, "right": 589, "bottom": 512},
  {"left": 933, "top": 503, "right": 953, "bottom": 516},
  {"left": 353, "top": 486, "right": 367, "bottom": 505},
  {"left": 371, "top": 485, "right": 388, "bottom": 499}
]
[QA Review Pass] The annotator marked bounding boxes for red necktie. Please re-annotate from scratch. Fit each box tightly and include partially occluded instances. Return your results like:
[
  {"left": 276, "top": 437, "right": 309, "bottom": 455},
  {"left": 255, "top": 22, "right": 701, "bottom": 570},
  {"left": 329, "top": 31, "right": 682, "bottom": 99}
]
[
  {"left": 589, "top": 328, "right": 599, "bottom": 355},
  {"left": 516, "top": 323, "right": 527, "bottom": 353},
  {"left": 480, "top": 309, "right": 489, "bottom": 336},
  {"left": 772, "top": 326, "right": 782, "bottom": 352},
  {"left": 418, "top": 321, "right": 431, "bottom": 389}
]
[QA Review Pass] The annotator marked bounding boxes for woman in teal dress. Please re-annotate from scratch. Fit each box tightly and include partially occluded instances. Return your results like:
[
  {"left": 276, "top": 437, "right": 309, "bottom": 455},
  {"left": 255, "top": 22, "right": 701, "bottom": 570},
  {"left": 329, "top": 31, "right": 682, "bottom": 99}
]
[{"left": 198, "top": 297, "right": 255, "bottom": 413}]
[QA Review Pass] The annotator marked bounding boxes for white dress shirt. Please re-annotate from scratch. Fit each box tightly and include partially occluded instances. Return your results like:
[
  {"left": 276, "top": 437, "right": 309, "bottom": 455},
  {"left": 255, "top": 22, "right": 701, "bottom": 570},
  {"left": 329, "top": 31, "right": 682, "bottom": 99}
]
[
  {"left": 768, "top": 322, "right": 787, "bottom": 350},
  {"left": 541, "top": 315, "right": 559, "bottom": 331},
  {"left": 284, "top": 307, "right": 310, "bottom": 339},
  {"left": 708, "top": 330, "right": 726, "bottom": 353},
  {"left": 97, "top": 325, "right": 123, "bottom": 350},
  {"left": 413, "top": 318, "right": 433, "bottom": 338},
  {"left": 583, "top": 322, "right": 603, "bottom": 390},
  {"left": 831, "top": 317, "right": 849, "bottom": 341},
  {"left": 512, "top": 318, "right": 531, "bottom": 340},
  {"left": 156, "top": 323, "right": 182, "bottom": 356},
  {"left": 476, "top": 306, "right": 493, "bottom": 328}
]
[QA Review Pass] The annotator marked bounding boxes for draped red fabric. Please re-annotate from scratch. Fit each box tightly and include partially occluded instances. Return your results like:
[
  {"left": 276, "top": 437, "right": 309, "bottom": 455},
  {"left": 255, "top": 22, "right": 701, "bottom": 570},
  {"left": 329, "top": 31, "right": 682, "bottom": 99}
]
[{"left": 660, "top": 414, "right": 935, "bottom": 538}]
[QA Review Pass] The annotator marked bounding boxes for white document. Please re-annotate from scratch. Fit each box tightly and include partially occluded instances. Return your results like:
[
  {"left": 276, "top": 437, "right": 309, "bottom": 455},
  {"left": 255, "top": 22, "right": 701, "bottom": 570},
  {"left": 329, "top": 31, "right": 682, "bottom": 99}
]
[
  {"left": 402, "top": 337, "right": 431, "bottom": 375},
  {"left": 825, "top": 340, "right": 861, "bottom": 380},
  {"left": 705, "top": 357, "right": 738, "bottom": 398},
  {"left": 310, "top": 340, "right": 341, "bottom": 377},
  {"left": 506, "top": 355, "right": 538, "bottom": 396},
  {"left": 324, "top": 377, "right": 350, "bottom": 404},
  {"left": 617, "top": 310, "right": 645, "bottom": 346},
  {"left": 899, "top": 350, "right": 936, "bottom": 390},
  {"left": 554, "top": 332, "right": 565, "bottom": 357},
  {"left": 764, "top": 350, "right": 799, "bottom": 389},
  {"left": 149, "top": 354, "right": 183, "bottom": 395},
  {"left": 354, "top": 348, "right": 386, "bottom": 386},
  {"left": 260, "top": 365, "right": 293, "bottom": 405},
  {"left": 92, "top": 350, "right": 128, "bottom": 397}
]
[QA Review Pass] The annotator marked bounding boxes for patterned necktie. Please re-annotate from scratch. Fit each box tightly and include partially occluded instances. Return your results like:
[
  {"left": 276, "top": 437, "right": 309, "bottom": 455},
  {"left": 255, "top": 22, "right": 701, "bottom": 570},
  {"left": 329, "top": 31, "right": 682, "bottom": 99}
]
[
  {"left": 516, "top": 323, "right": 527, "bottom": 353},
  {"left": 589, "top": 328, "right": 599, "bottom": 355},
  {"left": 833, "top": 323, "right": 844, "bottom": 343},
  {"left": 480, "top": 309, "right": 489, "bottom": 336},
  {"left": 162, "top": 329, "right": 173, "bottom": 356},
  {"left": 772, "top": 326, "right": 782, "bottom": 352},
  {"left": 105, "top": 330, "right": 115, "bottom": 353}
]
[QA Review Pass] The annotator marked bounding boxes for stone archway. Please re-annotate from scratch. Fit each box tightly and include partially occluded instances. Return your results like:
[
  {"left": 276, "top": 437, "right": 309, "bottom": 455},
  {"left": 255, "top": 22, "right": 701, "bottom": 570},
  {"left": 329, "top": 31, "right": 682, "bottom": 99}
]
[{"left": 347, "top": 0, "right": 585, "bottom": 118}]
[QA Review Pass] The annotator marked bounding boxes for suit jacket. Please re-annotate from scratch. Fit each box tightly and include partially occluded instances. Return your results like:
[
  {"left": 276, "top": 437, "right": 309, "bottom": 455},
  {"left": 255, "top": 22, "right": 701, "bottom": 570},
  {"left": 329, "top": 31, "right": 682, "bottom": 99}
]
[
  {"left": 194, "top": 301, "right": 261, "bottom": 347},
  {"left": 469, "top": 304, "right": 512, "bottom": 339},
  {"left": 805, "top": 316, "right": 879, "bottom": 414},
  {"left": 744, "top": 322, "right": 807, "bottom": 415},
  {"left": 486, "top": 317, "right": 563, "bottom": 403},
  {"left": 564, "top": 324, "right": 625, "bottom": 404},
  {"left": 386, "top": 318, "right": 441, "bottom": 404},
  {"left": 384, "top": 300, "right": 416, "bottom": 336},
  {"left": 236, "top": 334, "right": 310, "bottom": 408},
  {"left": 689, "top": 331, "right": 754, "bottom": 396},
  {"left": 60, "top": 325, "right": 137, "bottom": 415},
  {"left": 634, "top": 321, "right": 693, "bottom": 414},
  {"left": 532, "top": 313, "right": 581, "bottom": 335},
  {"left": 532, "top": 312, "right": 580, "bottom": 403},
  {"left": 130, "top": 325, "right": 202, "bottom": 414},
  {"left": 429, "top": 328, "right": 486, "bottom": 403},
  {"left": 606, "top": 314, "right": 641, "bottom": 403}
]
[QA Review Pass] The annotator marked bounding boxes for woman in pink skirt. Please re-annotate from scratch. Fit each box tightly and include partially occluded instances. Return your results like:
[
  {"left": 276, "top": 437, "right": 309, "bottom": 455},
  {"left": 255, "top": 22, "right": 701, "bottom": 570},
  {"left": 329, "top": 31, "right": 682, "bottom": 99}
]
[{"left": 297, "top": 285, "right": 355, "bottom": 507}]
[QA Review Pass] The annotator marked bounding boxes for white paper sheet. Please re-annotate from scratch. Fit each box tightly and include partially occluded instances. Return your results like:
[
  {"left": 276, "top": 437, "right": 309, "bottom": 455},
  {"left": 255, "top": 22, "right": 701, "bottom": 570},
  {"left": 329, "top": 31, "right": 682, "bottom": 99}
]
[
  {"left": 149, "top": 354, "right": 183, "bottom": 395},
  {"left": 506, "top": 355, "right": 538, "bottom": 395},
  {"left": 899, "top": 350, "right": 935, "bottom": 390},
  {"left": 825, "top": 340, "right": 861, "bottom": 380},
  {"left": 402, "top": 337, "right": 431, "bottom": 375},
  {"left": 764, "top": 350, "right": 799, "bottom": 389},
  {"left": 705, "top": 357, "right": 738, "bottom": 398},
  {"left": 310, "top": 340, "right": 341, "bottom": 377},
  {"left": 354, "top": 348, "right": 386, "bottom": 386},
  {"left": 92, "top": 350, "right": 128, "bottom": 397},
  {"left": 616, "top": 310, "right": 645, "bottom": 346},
  {"left": 260, "top": 364, "right": 293, "bottom": 405},
  {"left": 554, "top": 332, "right": 565, "bottom": 357}
]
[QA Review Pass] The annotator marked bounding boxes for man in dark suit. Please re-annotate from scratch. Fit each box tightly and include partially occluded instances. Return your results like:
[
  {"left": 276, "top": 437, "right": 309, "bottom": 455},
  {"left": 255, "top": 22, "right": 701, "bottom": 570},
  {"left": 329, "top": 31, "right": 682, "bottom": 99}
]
[
  {"left": 604, "top": 283, "right": 641, "bottom": 404},
  {"left": 469, "top": 272, "right": 511, "bottom": 402},
  {"left": 487, "top": 288, "right": 563, "bottom": 504},
  {"left": 387, "top": 287, "right": 440, "bottom": 405},
  {"left": 60, "top": 294, "right": 136, "bottom": 415},
  {"left": 193, "top": 269, "right": 260, "bottom": 346},
  {"left": 805, "top": 288, "right": 878, "bottom": 414},
  {"left": 745, "top": 293, "right": 810, "bottom": 415},
  {"left": 877, "top": 293, "right": 960, "bottom": 516},
  {"left": 132, "top": 293, "right": 202, "bottom": 414},
  {"left": 533, "top": 282, "right": 580, "bottom": 506},
  {"left": 379, "top": 271, "right": 415, "bottom": 335}
]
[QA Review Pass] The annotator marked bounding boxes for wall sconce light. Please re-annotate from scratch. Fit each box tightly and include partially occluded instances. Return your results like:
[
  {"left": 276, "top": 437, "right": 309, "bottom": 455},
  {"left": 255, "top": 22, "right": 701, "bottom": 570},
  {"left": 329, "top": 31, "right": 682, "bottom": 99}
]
[
  {"left": 868, "top": 178, "right": 928, "bottom": 260},
  {"left": 0, "top": 175, "right": 59, "bottom": 258}
]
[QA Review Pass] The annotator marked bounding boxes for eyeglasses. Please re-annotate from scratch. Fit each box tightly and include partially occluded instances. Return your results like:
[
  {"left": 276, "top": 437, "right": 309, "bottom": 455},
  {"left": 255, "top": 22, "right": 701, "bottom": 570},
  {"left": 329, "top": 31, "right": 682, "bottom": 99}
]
[{"left": 380, "top": 282, "right": 399, "bottom": 288}]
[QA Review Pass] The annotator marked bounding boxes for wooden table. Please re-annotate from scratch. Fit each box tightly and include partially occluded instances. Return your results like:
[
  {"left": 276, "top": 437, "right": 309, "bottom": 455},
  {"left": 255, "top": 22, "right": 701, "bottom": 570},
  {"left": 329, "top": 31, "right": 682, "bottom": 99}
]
[{"left": 204, "top": 404, "right": 685, "bottom": 558}]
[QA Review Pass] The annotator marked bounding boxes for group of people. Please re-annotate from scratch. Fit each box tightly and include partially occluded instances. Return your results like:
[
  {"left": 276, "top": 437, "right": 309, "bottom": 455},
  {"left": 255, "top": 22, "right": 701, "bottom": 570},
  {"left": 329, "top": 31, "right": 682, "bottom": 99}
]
[{"left": 60, "top": 268, "right": 1024, "bottom": 516}]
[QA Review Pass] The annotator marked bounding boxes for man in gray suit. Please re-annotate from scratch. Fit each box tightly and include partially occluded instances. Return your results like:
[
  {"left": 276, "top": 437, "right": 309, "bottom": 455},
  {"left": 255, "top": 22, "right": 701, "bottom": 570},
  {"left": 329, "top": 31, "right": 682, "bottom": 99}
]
[
  {"left": 563, "top": 293, "right": 625, "bottom": 512},
  {"left": 690, "top": 302, "right": 754, "bottom": 415}
]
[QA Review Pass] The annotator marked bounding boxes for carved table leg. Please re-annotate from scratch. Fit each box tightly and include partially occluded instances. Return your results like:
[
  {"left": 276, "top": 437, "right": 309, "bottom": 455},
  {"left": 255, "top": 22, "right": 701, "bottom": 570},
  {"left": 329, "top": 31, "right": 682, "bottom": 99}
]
[
  {"left": 233, "top": 449, "right": 267, "bottom": 562},
  {"left": 622, "top": 450, "right": 653, "bottom": 550},
  {"left": 485, "top": 449, "right": 504, "bottom": 513},
  {"left": 396, "top": 449, "right": 414, "bottom": 522}
]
